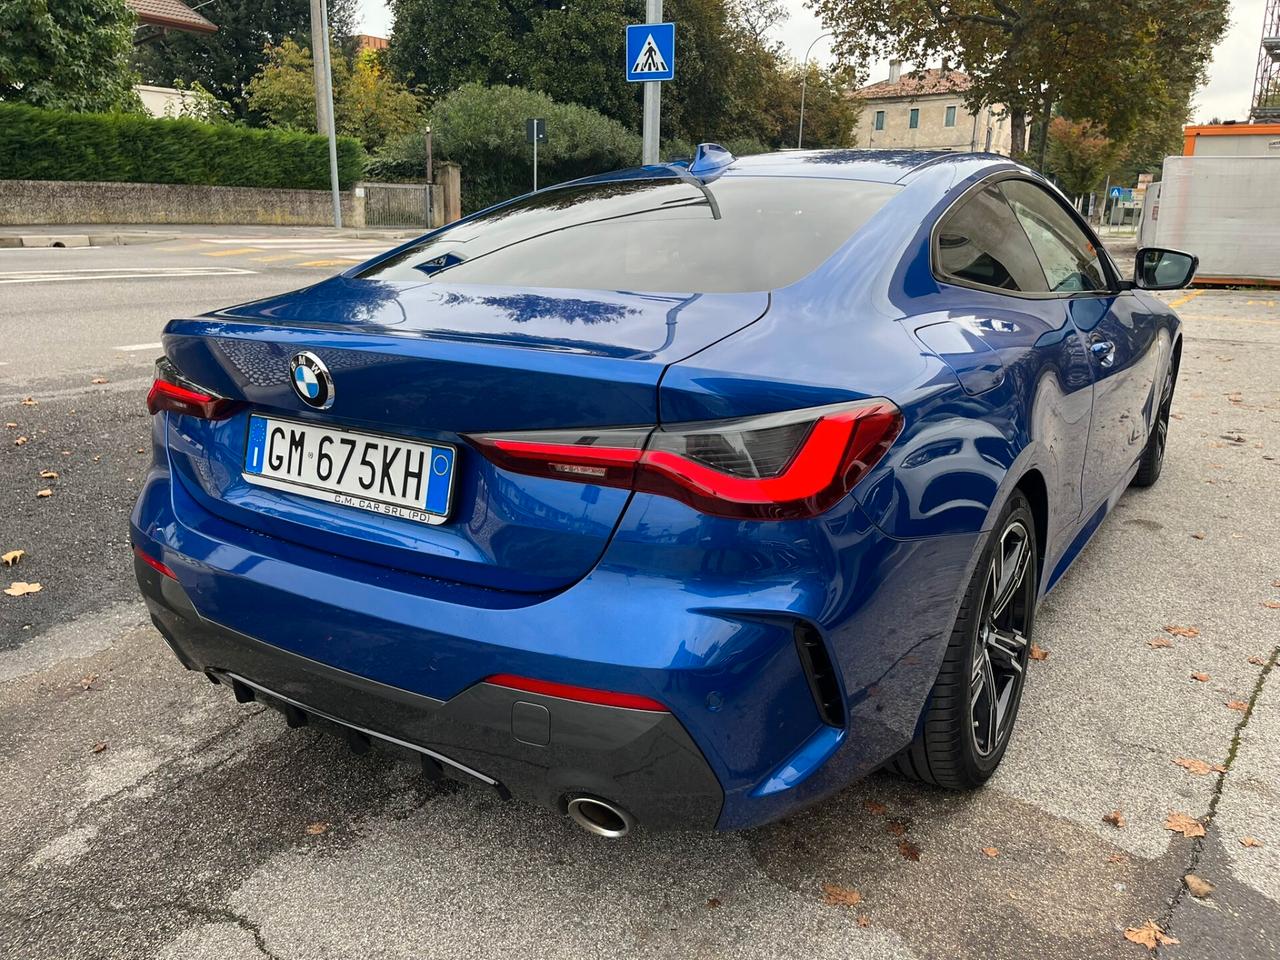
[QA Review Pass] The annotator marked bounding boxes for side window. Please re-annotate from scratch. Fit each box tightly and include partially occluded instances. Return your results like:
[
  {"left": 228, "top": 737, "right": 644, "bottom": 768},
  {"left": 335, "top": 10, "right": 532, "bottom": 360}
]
[
  {"left": 909, "top": 108, "right": 919, "bottom": 129},
  {"left": 935, "top": 186, "right": 1047, "bottom": 293},
  {"left": 945, "top": 105, "right": 957, "bottom": 127},
  {"left": 999, "top": 180, "right": 1108, "bottom": 293},
  {"left": 874, "top": 110, "right": 885, "bottom": 131}
]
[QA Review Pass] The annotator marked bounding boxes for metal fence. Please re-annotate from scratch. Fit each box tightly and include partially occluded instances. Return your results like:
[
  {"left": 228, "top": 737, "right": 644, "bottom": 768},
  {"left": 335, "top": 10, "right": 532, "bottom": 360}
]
[{"left": 361, "top": 182, "right": 434, "bottom": 228}]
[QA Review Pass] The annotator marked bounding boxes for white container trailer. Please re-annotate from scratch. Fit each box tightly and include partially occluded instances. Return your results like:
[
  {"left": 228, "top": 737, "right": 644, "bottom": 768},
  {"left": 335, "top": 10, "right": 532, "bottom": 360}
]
[{"left": 1146, "top": 155, "right": 1280, "bottom": 285}]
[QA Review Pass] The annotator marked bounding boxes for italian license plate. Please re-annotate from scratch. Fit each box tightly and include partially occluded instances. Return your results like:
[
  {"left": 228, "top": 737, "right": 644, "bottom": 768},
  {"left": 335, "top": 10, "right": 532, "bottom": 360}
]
[{"left": 242, "top": 415, "right": 456, "bottom": 525}]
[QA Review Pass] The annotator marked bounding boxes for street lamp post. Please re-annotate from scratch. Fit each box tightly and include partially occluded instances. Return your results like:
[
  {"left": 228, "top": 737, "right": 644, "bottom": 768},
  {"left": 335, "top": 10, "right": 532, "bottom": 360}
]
[{"left": 797, "top": 31, "right": 833, "bottom": 150}]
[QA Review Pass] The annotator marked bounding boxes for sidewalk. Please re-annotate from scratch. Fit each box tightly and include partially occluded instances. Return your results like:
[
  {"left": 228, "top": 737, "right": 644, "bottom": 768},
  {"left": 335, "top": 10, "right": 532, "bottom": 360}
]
[{"left": 0, "top": 223, "right": 421, "bottom": 248}]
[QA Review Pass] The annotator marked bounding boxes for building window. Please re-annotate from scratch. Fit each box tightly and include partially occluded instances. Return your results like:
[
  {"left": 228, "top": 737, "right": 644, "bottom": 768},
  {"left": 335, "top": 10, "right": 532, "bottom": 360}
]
[
  {"left": 909, "top": 108, "right": 919, "bottom": 129},
  {"left": 945, "top": 105, "right": 957, "bottom": 127},
  {"left": 874, "top": 110, "right": 885, "bottom": 131}
]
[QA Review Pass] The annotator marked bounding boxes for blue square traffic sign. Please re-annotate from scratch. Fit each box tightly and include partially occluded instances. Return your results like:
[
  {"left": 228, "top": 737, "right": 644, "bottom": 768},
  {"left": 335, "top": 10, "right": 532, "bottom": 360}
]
[{"left": 626, "top": 22, "right": 675, "bottom": 82}]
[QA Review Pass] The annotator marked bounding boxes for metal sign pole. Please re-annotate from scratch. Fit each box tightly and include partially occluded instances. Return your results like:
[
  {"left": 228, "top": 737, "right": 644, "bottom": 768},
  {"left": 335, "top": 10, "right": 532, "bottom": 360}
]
[
  {"left": 641, "top": 0, "right": 662, "bottom": 165},
  {"left": 533, "top": 135, "right": 538, "bottom": 191},
  {"left": 318, "top": 0, "right": 342, "bottom": 228}
]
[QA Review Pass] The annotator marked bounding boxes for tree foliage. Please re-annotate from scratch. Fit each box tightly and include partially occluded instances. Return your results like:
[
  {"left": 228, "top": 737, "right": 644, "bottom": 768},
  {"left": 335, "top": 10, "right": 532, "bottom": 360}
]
[
  {"left": 808, "top": 0, "right": 1228, "bottom": 165},
  {"left": 386, "top": 0, "right": 854, "bottom": 149},
  {"left": 133, "top": 0, "right": 358, "bottom": 121},
  {"left": 1045, "top": 117, "right": 1122, "bottom": 197},
  {"left": 247, "top": 39, "right": 420, "bottom": 150},
  {"left": 0, "top": 0, "right": 142, "bottom": 113}
]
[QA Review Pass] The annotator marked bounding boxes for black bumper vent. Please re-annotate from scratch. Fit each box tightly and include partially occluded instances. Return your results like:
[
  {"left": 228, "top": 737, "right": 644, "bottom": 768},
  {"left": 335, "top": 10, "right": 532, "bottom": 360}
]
[{"left": 794, "top": 622, "right": 845, "bottom": 728}]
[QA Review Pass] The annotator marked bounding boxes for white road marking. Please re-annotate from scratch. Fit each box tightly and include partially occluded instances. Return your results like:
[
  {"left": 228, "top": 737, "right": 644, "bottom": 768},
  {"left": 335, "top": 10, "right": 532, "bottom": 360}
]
[
  {"left": 0, "top": 267, "right": 256, "bottom": 284},
  {"left": 114, "top": 342, "right": 164, "bottom": 352}
]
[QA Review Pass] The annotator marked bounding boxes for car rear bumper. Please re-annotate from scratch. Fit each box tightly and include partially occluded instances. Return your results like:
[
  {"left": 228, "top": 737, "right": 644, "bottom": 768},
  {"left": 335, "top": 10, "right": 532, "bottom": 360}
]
[
  {"left": 138, "top": 554, "right": 724, "bottom": 829},
  {"left": 131, "top": 448, "right": 983, "bottom": 832}
]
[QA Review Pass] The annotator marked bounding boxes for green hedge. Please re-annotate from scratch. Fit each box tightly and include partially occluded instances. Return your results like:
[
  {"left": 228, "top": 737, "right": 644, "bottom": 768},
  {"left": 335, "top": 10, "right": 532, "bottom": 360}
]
[
  {"left": 367, "top": 84, "right": 644, "bottom": 212},
  {"left": 0, "top": 103, "right": 364, "bottom": 189}
]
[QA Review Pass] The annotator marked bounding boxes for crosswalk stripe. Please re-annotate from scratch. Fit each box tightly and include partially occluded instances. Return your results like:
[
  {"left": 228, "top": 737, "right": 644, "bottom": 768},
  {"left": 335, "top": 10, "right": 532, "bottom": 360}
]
[
  {"left": 250, "top": 253, "right": 306, "bottom": 263},
  {"left": 295, "top": 259, "right": 353, "bottom": 267},
  {"left": 203, "top": 247, "right": 262, "bottom": 257},
  {"left": 201, "top": 238, "right": 354, "bottom": 246},
  {"left": 114, "top": 342, "right": 164, "bottom": 352}
]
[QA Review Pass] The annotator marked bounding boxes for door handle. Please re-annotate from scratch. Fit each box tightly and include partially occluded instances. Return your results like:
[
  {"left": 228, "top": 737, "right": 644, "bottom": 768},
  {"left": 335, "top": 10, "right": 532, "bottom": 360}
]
[{"left": 1091, "top": 340, "right": 1116, "bottom": 368}]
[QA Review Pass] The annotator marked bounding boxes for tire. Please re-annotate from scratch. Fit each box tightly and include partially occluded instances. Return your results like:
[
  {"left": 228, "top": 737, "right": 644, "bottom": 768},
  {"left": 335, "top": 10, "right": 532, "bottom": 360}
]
[
  {"left": 890, "top": 491, "right": 1038, "bottom": 789},
  {"left": 1131, "top": 360, "right": 1176, "bottom": 488}
]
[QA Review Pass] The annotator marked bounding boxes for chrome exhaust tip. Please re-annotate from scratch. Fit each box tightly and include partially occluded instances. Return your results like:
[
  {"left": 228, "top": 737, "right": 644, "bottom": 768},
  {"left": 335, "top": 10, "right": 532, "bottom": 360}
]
[{"left": 565, "top": 796, "right": 634, "bottom": 838}]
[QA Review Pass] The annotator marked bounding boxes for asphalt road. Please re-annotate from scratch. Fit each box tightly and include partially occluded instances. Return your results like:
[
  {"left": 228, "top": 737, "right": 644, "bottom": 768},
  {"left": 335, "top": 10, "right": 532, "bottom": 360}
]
[{"left": 1, "top": 236, "right": 1278, "bottom": 960}]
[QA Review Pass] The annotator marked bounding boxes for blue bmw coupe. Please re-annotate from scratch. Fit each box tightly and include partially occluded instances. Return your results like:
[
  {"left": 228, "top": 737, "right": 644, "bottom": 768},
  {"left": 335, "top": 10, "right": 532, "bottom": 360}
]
[{"left": 131, "top": 146, "right": 1197, "bottom": 836}]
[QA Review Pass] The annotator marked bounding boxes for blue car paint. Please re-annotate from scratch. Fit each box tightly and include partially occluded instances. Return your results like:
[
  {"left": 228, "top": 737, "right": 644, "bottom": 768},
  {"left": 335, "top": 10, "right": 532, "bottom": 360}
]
[{"left": 131, "top": 149, "right": 1183, "bottom": 830}]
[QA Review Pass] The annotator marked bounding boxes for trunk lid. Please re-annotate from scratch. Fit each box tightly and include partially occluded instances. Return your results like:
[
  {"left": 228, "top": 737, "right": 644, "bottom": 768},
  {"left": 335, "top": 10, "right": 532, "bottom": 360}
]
[{"left": 162, "top": 277, "right": 767, "bottom": 592}]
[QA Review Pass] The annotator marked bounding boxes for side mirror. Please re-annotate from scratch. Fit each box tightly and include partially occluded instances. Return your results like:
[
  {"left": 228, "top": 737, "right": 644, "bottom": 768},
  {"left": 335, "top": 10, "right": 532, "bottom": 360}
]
[{"left": 1135, "top": 247, "right": 1198, "bottom": 290}]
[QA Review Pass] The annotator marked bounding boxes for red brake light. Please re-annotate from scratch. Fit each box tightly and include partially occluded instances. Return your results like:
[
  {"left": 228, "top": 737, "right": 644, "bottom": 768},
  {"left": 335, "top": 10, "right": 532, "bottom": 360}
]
[
  {"left": 466, "top": 399, "right": 902, "bottom": 521},
  {"left": 146, "top": 357, "right": 240, "bottom": 420},
  {"left": 134, "top": 546, "right": 177, "bottom": 580},
  {"left": 485, "top": 674, "right": 668, "bottom": 712}
]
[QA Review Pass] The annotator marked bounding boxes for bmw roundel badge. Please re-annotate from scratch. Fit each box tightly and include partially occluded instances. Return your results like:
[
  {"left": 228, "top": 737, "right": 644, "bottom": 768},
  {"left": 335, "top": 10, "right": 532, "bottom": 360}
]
[{"left": 289, "top": 351, "right": 334, "bottom": 409}]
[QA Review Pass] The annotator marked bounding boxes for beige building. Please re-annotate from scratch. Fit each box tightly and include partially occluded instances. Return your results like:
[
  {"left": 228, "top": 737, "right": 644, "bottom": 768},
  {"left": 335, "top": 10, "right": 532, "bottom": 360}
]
[{"left": 851, "top": 63, "right": 1012, "bottom": 156}]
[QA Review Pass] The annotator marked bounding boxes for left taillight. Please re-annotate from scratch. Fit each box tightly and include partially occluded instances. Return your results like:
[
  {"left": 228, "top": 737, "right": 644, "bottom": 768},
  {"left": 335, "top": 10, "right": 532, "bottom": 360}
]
[
  {"left": 465, "top": 399, "right": 903, "bottom": 521},
  {"left": 146, "top": 357, "right": 240, "bottom": 420}
]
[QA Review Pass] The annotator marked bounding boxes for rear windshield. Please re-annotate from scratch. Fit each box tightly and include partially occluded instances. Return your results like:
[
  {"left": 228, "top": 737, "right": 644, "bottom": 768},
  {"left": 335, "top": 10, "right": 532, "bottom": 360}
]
[{"left": 358, "top": 176, "right": 899, "bottom": 293}]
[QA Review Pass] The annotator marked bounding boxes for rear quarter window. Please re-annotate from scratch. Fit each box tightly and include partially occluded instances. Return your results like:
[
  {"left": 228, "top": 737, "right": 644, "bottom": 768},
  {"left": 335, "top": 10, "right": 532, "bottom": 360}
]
[{"left": 359, "top": 176, "right": 899, "bottom": 294}]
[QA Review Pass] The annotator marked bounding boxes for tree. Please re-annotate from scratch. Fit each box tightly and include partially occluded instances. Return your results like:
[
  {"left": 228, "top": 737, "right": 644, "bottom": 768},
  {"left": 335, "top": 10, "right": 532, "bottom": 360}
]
[
  {"left": 0, "top": 0, "right": 141, "bottom": 113},
  {"left": 1046, "top": 117, "right": 1122, "bottom": 199},
  {"left": 808, "top": 0, "right": 1228, "bottom": 165},
  {"left": 247, "top": 39, "right": 420, "bottom": 150},
  {"left": 133, "top": 0, "right": 358, "bottom": 121}
]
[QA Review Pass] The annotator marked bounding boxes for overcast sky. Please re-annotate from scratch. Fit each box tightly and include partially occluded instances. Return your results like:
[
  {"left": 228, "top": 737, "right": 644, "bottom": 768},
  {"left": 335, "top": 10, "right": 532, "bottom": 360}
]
[{"left": 356, "top": 0, "right": 1268, "bottom": 123}]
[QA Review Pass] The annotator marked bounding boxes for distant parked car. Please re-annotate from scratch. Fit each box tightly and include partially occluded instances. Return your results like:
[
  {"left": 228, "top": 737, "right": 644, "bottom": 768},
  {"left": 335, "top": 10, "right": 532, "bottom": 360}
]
[{"left": 132, "top": 146, "right": 1196, "bottom": 836}]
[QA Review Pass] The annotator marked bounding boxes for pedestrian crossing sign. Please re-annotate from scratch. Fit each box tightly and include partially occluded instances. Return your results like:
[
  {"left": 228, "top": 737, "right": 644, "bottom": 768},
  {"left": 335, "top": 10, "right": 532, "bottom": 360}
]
[{"left": 626, "top": 22, "right": 675, "bottom": 82}]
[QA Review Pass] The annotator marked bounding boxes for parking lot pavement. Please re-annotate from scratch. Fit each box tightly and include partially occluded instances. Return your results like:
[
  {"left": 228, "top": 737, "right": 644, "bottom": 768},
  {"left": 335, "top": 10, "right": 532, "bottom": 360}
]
[{"left": 1, "top": 283, "right": 1278, "bottom": 960}]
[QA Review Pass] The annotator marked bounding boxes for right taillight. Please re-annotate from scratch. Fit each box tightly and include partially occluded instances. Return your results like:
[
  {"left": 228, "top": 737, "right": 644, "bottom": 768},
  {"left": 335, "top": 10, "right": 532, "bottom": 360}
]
[
  {"left": 146, "top": 357, "right": 240, "bottom": 420},
  {"left": 466, "top": 399, "right": 902, "bottom": 521}
]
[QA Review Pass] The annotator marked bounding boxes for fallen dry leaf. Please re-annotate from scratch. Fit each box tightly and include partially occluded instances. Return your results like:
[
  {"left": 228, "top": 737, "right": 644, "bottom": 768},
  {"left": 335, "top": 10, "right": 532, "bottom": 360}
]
[
  {"left": 91, "top": 377, "right": 109, "bottom": 385},
  {"left": 1103, "top": 810, "right": 1126, "bottom": 829},
  {"left": 4, "top": 422, "right": 16, "bottom": 428},
  {"left": 1248, "top": 655, "right": 1266, "bottom": 666},
  {"left": 856, "top": 915, "right": 871, "bottom": 928},
  {"left": 20, "top": 397, "right": 36, "bottom": 406},
  {"left": 1273, "top": 579, "right": 1280, "bottom": 589},
  {"left": 35, "top": 489, "right": 52, "bottom": 498},
  {"left": 1, "top": 549, "right": 23, "bottom": 567},
  {"left": 1190, "top": 672, "right": 1210, "bottom": 682},
  {"left": 863, "top": 800, "right": 887, "bottom": 816},
  {"left": 305, "top": 821, "right": 330, "bottom": 836},
  {"left": 80, "top": 674, "right": 97, "bottom": 691},
  {"left": 1165, "top": 625, "right": 1200, "bottom": 638},
  {"left": 1124, "top": 920, "right": 1179, "bottom": 951},
  {"left": 897, "top": 840, "right": 921, "bottom": 862},
  {"left": 1263, "top": 601, "right": 1280, "bottom": 610},
  {"left": 885, "top": 820, "right": 907, "bottom": 837},
  {"left": 820, "top": 882, "right": 862, "bottom": 908},
  {"left": 39, "top": 470, "right": 58, "bottom": 479},
  {"left": 3, "top": 581, "right": 42, "bottom": 597},
  {"left": 1029, "top": 643, "right": 1049, "bottom": 661},
  {"left": 1190, "top": 531, "right": 1205, "bottom": 540},
  {"left": 1184, "top": 874, "right": 1215, "bottom": 899},
  {"left": 981, "top": 846, "right": 999, "bottom": 858},
  {"left": 1239, "top": 836, "right": 1263, "bottom": 848},
  {"left": 91, "top": 741, "right": 107, "bottom": 754},
  {"left": 14, "top": 436, "right": 28, "bottom": 446},
  {"left": 1147, "top": 636, "right": 1173, "bottom": 649},
  {"left": 1173, "top": 757, "right": 1227, "bottom": 776},
  {"left": 1107, "top": 852, "right": 1129, "bottom": 865},
  {"left": 706, "top": 897, "right": 721, "bottom": 909},
  {"left": 1165, "top": 812, "right": 1206, "bottom": 838},
  {"left": 1226, "top": 699, "right": 1249, "bottom": 712}
]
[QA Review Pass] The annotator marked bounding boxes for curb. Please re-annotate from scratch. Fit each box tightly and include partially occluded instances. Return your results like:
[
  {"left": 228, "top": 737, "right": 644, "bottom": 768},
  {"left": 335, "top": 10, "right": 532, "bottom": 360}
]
[{"left": 0, "top": 233, "right": 178, "bottom": 248}]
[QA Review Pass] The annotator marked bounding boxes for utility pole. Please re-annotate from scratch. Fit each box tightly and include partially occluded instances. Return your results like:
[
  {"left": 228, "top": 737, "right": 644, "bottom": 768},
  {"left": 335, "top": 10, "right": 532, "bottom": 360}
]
[
  {"left": 641, "top": 0, "right": 662, "bottom": 166},
  {"left": 308, "top": 0, "right": 331, "bottom": 138},
  {"left": 315, "top": 0, "right": 342, "bottom": 228}
]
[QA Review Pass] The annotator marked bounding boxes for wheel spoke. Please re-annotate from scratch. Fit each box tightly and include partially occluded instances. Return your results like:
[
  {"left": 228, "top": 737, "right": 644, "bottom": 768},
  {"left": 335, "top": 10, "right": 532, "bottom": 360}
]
[
  {"left": 990, "top": 528, "right": 1030, "bottom": 619},
  {"left": 982, "top": 652, "right": 998, "bottom": 752},
  {"left": 987, "top": 627, "right": 1026, "bottom": 673}
]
